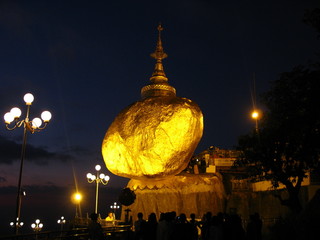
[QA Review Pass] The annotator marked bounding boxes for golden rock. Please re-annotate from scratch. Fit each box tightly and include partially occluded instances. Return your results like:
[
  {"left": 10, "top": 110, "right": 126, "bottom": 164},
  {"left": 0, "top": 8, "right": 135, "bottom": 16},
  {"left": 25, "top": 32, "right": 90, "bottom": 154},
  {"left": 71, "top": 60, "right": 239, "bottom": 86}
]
[{"left": 101, "top": 25, "right": 203, "bottom": 179}]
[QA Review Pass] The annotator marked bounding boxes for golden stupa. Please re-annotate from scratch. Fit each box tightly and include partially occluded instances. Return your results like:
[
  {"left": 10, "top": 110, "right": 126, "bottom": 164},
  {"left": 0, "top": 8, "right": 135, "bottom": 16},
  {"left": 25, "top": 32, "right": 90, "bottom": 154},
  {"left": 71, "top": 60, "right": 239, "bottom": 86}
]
[{"left": 101, "top": 25, "right": 203, "bottom": 179}]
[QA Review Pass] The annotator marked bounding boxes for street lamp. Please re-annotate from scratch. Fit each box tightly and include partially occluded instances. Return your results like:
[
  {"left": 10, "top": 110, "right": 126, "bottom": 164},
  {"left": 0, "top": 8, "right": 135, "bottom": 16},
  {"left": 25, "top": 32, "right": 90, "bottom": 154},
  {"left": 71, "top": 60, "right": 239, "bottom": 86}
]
[
  {"left": 4, "top": 93, "right": 52, "bottom": 234},
  {"left": 86, "top": 165, "right": 110, "bottom": 214},
  {"left": 57, "top": 216, "right": 66, "bottom": 232},
  {"left": 72, "top": 192, "right": 83, "bottom": 218},
  {"left": 10, "top": 218, "right": 24, "bottom": 229},
  {"left": 110, "top": 202, "right": 120, "bottom": 219},
  {"left": 31, "top": 219, "right": 43, "bottom": 232},
  {"left": 251, "top": 110, "right": 260, "bottom": 133}
]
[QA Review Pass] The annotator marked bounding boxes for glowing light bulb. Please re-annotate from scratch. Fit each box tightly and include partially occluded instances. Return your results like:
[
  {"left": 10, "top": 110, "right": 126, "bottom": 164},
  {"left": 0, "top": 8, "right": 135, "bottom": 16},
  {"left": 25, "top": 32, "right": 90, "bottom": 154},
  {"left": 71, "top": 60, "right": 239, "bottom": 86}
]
[
  {"left": 10, "top": 107, "right": 22, "bottom": 118},
  {"left": 23, "top": 93, "right": 34, "bottom": 105},
  {"left": 41, "top": 111, "right": 52, "bottom": 122},
  {"left": 4, "top": 112, "right": 14, "bottom": 124},
  {"left": 95, "top": 165, "right": 101, "bottom": 171},
  {"left": 32, "top": 118, "right": 42, "bottom": 128},
  {"left": 251, "top": 111, "right": 259, "bottom": 119}
]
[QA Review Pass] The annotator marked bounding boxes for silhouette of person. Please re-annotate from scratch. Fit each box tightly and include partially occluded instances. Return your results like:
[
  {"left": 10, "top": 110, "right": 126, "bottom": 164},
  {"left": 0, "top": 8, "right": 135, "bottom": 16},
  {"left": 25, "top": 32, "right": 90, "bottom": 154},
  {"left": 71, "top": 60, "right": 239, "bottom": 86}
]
[
  {"left": 246, "top": 213, "right": 262, "bottom": 240},
  {"left": 189, "top": 213, "right": 199, "bottom": 240},
  {"left": 88, "top": 213, "right": 105, "bottom": 240},
  {"left": 134, "top": 212, "right": 146, "bottom": 240},
  {"left": 172, "top": 213, "right": 193, "bottom": 240},
  {"left": 144, "top": 212, "right": 158, "bottom": 240}
]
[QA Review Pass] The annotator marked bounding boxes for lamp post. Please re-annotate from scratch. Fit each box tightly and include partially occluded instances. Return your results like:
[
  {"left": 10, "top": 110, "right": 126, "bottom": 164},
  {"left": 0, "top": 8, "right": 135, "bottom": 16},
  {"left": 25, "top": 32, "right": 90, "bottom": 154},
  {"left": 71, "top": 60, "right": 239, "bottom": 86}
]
[
  {"left": 10, "top": 218, "right": 24, "bottom": 230},
  {"left": 251, "top": 110, "right": 260, "bottom": 133},
  {"left": 4, "top": 93, "right": 52, "bottom": 234},
  {"left": 72, "top": 192, "right": 83, "bottom": 218},
  {"left": 86, "top": 165, "right": 110, "bottom": 214},
  {"left": 110, "top": 202, "right": 120, "bottom": 219},
  {"left": 57, "top": 216, "right": 66, "bottom": 233},
  {"left": 31, "top": 219, "right": 43, "bottom": 239}
]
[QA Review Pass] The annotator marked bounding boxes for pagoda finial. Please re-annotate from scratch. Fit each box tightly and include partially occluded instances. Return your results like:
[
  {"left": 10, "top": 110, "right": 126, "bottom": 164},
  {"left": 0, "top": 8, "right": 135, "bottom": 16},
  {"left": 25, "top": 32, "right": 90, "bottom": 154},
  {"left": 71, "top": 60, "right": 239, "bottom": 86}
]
[{"left": 150, "top": 23, "right": 168, "bottom": 83}]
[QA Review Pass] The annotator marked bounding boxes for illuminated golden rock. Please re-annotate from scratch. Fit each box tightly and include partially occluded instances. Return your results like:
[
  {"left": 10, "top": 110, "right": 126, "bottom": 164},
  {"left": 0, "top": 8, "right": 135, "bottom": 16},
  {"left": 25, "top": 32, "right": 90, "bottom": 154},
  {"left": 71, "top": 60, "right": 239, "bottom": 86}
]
[{"left": 101, "top": 25, "right": 203, "bottom": 179}]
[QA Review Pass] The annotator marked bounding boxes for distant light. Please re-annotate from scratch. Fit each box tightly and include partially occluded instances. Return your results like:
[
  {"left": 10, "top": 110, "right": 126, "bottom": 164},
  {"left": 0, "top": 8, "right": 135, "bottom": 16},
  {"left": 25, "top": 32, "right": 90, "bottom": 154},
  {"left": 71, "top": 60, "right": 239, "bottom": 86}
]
[{"left": 251, "top": 111, "right": 259, "bottom": 119}]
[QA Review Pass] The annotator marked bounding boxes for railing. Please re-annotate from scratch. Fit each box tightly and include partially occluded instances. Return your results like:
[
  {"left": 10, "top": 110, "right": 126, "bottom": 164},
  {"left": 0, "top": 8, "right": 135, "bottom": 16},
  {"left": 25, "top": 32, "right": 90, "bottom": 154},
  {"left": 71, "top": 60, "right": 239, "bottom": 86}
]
[{"left": 0, "top": 225, "right": 132, "bottom": 240}]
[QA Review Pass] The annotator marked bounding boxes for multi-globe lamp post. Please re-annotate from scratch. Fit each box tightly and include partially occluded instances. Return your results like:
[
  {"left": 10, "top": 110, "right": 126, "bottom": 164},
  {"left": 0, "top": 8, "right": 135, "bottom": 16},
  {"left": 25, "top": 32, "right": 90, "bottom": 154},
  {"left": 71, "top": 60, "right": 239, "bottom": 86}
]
[
  {"left": 86, "top": 165, "right": 110, "bottom": 214},
  {"left": 57, "top": 216, "right": 66, "bottom": 233},
  {"left": 4, "top": 93, "right": 52, "bottom": 234},
  {"left": 31, "top": 219, "right": 43, "bottom": 239},
  {"left": 110, "top": 202, "right": 120, "bottom": 219},
  {"left": 10, "top": 218, "right": 24, "bottom": 230}
]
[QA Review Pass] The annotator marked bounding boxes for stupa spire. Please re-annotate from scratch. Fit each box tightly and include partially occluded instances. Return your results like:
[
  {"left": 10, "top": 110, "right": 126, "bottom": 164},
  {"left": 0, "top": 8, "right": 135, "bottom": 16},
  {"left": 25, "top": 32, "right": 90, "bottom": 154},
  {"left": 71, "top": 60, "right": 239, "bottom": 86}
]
[
  {"left": 150, "top": 24, "right": 168, "bottom": 83},
  {"left": 141, "top": 24, "right": 176, "bottom": 99}
]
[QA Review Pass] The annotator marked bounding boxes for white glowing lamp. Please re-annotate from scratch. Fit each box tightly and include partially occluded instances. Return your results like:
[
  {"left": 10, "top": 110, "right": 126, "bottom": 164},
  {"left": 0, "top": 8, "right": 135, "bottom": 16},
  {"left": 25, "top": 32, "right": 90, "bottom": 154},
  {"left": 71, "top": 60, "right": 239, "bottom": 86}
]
[
  {"left": 32, "top": 118, "right": 42, "bottom": 129},
  {"left": 23, "top": 93, "right": 34, "bottom": 105},
  {"left": 95, "top": 165, "right": 101, "bottom": 171},
  {"left": 41, "top": 111, "right": 52, "bottom": 122},
  {"left": 104, "top": 175, "right": 110, "bottom": 181},
  {"left": 4, "top": 112, "right": 14, "bottom": 124},
  {"left": 10, "top": 107, "right": 22, "bottom": 118},
  {"left": 86, "top": 173, "right": 92, "bottom": 179},
  {"left": 99, "top": 173, "right": 105, "bottom": 179}
]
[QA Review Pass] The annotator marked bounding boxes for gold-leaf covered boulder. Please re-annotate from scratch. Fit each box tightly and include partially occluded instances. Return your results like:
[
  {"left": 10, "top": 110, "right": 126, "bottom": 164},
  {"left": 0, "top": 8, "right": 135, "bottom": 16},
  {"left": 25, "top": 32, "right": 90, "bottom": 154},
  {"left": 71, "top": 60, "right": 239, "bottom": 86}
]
[{"left": 101, "top": 25, "right": 203, "bottom": 179}]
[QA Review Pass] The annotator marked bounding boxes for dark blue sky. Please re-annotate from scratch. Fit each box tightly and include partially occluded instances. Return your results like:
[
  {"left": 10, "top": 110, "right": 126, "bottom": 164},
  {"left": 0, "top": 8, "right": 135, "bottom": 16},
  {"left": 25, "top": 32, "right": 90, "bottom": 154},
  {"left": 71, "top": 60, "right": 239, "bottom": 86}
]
[{"left": 0, "top": 0, "right": 319, "bottom": 233}]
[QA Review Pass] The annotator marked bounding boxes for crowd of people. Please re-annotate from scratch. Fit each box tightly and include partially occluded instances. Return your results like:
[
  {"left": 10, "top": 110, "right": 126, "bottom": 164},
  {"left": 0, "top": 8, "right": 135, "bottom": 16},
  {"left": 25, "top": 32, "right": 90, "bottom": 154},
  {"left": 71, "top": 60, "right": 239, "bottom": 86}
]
[
  {"left": 87, "top": 211, "right": 262, "bottom": 240},
  {"left": 132, "top": 211, "right": 263, "bottom": 240}
]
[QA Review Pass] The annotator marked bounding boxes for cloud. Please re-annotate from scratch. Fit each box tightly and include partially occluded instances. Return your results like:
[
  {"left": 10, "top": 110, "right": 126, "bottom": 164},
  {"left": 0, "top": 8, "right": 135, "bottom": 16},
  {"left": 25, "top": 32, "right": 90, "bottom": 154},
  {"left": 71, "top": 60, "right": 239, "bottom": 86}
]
[{"left": 0, "top": 135, "right": 73, "bottom": 165}]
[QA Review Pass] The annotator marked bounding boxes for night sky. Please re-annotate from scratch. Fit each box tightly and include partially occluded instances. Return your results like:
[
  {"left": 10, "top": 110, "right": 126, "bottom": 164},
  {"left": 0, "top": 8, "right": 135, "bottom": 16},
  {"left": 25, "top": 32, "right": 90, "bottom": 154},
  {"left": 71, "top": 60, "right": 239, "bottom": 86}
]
[{"left": 0, "top": 0, "right": 319, "bottom": 234}]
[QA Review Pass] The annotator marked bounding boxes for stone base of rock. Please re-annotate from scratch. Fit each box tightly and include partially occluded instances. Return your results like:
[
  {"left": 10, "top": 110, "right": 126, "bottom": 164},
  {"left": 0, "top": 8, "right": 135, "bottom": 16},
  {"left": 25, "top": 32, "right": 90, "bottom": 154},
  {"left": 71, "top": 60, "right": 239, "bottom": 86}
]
[{"left": 122, "top": 172, "right": 225, "bottom": 221}]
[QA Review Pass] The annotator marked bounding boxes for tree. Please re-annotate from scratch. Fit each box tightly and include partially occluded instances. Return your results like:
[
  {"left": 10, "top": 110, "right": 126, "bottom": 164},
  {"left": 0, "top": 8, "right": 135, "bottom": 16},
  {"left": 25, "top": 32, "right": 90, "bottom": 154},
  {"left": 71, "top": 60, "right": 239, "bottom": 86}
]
[
  {"left": 236, "top": 9, "right": 320, "bottom": 215},
  {"left": 236, "top": 65, "right": 320, "bottom": 214}
]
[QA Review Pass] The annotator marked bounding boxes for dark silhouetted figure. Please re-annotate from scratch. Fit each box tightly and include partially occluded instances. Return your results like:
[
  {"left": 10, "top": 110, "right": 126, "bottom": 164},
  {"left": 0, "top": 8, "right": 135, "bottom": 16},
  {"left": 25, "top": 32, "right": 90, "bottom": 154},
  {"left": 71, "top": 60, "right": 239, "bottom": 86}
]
[
  {"left": 246, "top": 213, "right": 262, "bottom": 240},
  {"left": 200, "top": 212, "right": 212, "bottom": 240},
  {"left": 208, "top": 215, "right": 223, "bottom": 240},
  {"left": 157, "top": 212, "right": 174, "bottom": 240},
  {"left": 229, "top": 214, "right": 245, "bottom": 240},
  {"left": 172, "top": 213, "right": 193, "bottom": 240},
  {"left": 88, "top": 213, "right": 105, "bottom": 240},
  {"left": 134, "top": 212, "right": 146, "bottom": 240},
  {"left": 189, "top": 213, "right": 199, "bottom": 240},
  {"left": 144, "top": 212, "right": 158, "bottom": 240}
]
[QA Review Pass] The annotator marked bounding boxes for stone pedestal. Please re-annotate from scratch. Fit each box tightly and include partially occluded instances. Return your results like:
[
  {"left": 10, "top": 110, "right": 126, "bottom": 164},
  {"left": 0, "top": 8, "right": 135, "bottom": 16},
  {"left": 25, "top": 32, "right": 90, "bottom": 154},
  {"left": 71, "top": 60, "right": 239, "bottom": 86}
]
[{"left": 123, "top": 173, "right": 225, "bottom": 221}]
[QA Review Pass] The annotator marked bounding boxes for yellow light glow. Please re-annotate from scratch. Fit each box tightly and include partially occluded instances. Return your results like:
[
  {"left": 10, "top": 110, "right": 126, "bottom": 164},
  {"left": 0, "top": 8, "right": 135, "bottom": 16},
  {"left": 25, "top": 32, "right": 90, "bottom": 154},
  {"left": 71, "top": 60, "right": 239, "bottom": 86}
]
[
  {"left": 251, "top": 111, "right": 259, "bottom": 119},
  {"left": 72, "top": 193, "right": 82, "bottom": 204}
]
